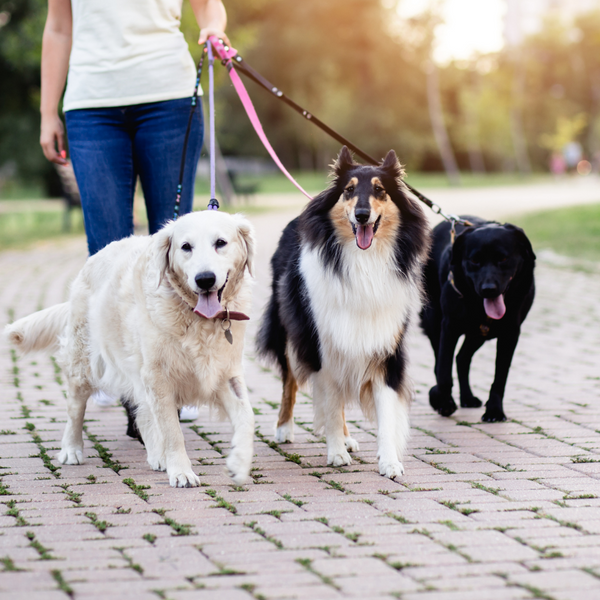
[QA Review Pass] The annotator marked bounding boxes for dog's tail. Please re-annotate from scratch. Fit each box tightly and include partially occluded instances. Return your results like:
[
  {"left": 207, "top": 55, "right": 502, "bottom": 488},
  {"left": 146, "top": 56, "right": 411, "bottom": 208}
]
[{"left": 4, "top": 303, "right": 70, "bottom": 355}]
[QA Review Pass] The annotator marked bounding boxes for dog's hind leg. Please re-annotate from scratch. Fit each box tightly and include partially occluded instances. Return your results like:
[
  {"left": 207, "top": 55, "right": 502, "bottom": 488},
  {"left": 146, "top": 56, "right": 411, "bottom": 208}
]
[
  {"left": 275, "top": 358, "right": 297, "bottom": 443},
  {"left": 456, "top": 334, "right": 485, "bottom": 408},
  {"left": 58, "top": 379, "right": 92, "bottom": 465},
  {"left": 220, "top": 376, "right": 255, "bottom": 484},
  {"left": 373, "top": 381, "right": 409, "bottom": 480},
  {"left": 342, "top": 409, "right": 360, "bottom": 453}
]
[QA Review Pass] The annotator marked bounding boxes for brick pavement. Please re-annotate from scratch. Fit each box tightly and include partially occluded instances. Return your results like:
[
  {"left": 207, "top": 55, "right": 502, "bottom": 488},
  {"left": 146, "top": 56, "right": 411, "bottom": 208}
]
[{"left": 1, "top": 204, "right": 600, "bottom": 600}]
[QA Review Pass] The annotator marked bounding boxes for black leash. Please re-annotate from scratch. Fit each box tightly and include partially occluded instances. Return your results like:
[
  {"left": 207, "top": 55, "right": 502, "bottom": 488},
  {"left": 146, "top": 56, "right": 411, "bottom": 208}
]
[
  {"left": 174, "top": 48, "right": 206, "bottom": 221},
  {"left": 226, "top": 52, "right": 471, "bottom": 228},
  {"left": 176, "top": 39, "right": 471, "bottom": 231}
]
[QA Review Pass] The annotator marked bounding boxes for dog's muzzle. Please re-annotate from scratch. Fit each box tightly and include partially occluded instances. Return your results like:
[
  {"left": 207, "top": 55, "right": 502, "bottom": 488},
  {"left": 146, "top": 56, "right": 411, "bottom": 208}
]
[
  {"left": 193, "top": 271, "right": 227, "bottom": 319},
  {"left": 351, "top": 215, "right": 381, "bottom": 250}
]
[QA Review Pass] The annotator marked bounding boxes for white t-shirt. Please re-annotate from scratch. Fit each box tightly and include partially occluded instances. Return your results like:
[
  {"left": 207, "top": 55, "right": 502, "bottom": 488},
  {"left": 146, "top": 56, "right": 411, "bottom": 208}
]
[{"left": 63, "top": 0, "right": 198, "bottom": 111}]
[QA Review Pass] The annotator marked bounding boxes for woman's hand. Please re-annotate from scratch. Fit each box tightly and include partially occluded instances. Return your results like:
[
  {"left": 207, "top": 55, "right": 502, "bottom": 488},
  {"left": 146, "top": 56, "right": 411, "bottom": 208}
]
[
  {"left": 190, "top": 0, "right": 229, "bottom": 48},
  {"left": 198, "top": 27, "right": 230, "bottom": 48},
  {"left": 40, "top": 113, "right": 67, "bottom": 165}
]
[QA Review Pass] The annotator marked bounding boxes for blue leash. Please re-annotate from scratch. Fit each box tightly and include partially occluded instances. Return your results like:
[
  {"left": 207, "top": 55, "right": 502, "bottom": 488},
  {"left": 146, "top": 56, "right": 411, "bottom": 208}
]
[
  {"left": 206, "top": 42, "right": 219, "bottom": 211},
  {"left": 174, "top": 42, "right": 218, "bottom": 221}
]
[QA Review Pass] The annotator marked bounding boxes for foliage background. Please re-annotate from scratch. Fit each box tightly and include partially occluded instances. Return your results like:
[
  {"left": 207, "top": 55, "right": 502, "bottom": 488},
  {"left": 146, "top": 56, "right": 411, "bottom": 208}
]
[{"left": 1, "top": 0, "right": 600, "bottom": 194}]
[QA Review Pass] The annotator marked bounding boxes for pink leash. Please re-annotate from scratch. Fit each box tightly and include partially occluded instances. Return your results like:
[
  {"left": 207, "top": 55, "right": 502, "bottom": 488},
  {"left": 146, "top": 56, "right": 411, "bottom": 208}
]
[{"left": 209, "top": 36, "right": 314, "bottom": 201}]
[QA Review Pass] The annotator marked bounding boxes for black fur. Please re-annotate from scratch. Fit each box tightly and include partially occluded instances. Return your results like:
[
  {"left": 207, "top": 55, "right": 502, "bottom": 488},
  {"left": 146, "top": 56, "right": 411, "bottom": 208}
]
[
  {"left": 257, "top": 147, "right": 429, "bottom": 389},
  {"left": 420, "top": 216, "right": 536, "bottom": 422},
  {"left": 121, "top": 398, "right": 144, "bottom": 445}
]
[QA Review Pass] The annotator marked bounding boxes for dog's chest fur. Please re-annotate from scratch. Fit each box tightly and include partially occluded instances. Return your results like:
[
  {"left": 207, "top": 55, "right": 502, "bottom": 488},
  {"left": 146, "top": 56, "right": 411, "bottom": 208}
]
[{"left": 299, "top": 240, "right": 417, "bottom": 368}]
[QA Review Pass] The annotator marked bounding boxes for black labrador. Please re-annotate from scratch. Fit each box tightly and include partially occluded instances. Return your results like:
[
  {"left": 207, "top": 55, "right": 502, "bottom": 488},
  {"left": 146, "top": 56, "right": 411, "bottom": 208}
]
[{"left": 420, "top": 216, "right": 535, "bottom": 422}]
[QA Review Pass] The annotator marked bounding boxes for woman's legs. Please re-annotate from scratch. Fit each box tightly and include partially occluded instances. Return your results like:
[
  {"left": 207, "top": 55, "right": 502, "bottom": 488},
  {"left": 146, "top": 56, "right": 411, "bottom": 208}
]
[
  {"left": 65, "top": 108, "right": 136, "bottom": 256},
  {"left": 65, "top": 98, "right": 203, "bottom": 254},
  {"left": 131, "top": 98, "right": 203, "bottom": 234}
]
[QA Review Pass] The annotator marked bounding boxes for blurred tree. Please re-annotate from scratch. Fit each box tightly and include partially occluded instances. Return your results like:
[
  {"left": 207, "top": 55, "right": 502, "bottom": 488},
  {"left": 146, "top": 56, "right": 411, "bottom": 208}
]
[
  {"left": 2, "top": 0, "right": 600, "bottom": 192},
  {"left": 0, "top": 0, "right": 59, "bottom": 193}
]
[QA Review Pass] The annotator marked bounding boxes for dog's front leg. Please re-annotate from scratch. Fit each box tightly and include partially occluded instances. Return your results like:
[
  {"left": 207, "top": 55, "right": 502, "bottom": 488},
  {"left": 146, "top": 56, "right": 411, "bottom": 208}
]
[
  {"left": 374, "top": 381, "right": 409, "bottom": 479},
  {"left": 137, "top": 395, "right": 200, "bottom": 487},
  {"left": 312, "top": 372, "right": 351, "bottom": 467},
  {"left": 482, "top": 329, "right": 520, "bottom": 422},
  {"left": 219, "top": 376, "right": 255, "bottom": 484},
  {"left": 456, "top": 334, "right": 485, "bottom": 408},
  {"left": 430, "top": 318, "right": 462, "bottom": 416}
]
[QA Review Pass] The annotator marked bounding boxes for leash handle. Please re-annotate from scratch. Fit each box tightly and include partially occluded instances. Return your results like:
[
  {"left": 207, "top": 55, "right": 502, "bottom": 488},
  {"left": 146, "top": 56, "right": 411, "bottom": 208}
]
[{"left": 209, "top": 36, "right": 313, "bottom": 201}]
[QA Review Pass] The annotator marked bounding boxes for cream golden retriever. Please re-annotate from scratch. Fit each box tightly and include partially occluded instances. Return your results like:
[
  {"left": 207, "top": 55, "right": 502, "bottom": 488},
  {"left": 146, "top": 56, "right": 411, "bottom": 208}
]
[{"left": 5, "top": 210, "right": 256, "bottom": 487}]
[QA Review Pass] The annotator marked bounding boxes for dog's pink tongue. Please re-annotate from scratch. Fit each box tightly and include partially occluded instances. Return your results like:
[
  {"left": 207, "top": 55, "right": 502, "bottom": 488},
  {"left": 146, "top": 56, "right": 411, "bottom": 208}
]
[
  {"left": 194, "top": 291, "right": 222, "bottom": 319},
  {"left": 483, "top": 295, "right": 506, "bottom": 320},
  {"left": 356, "top": 224, "right": 374, "bottom": 250}
]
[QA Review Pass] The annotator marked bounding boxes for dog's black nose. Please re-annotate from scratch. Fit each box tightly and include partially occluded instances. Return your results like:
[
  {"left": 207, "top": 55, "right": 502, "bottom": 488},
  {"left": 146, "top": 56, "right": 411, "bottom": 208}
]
[
  {"left": 195, "top": 272, "right": 216, "bottom": 291},
  {"left": 355, "top": 208, "right": 370, "bottom": 224},
  {"left": 480, "top": 282, "right": 499, "bottom": 297}
]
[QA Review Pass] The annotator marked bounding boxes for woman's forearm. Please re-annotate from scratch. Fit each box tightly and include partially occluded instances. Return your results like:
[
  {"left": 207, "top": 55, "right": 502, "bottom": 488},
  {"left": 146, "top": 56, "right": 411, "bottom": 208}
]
[
  {"left": 40, "top": 0, "right": 72, "bottom": 118},
  {"left": 190, "top": 0, "right": 229, "bottom": 46},
  {"left": 40, "top": 0, "right": 72, "bottom": 163}
]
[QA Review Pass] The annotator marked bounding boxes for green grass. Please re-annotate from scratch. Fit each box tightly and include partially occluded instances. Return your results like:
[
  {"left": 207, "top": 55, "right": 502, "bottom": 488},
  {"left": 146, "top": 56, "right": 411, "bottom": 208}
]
[
  {"left": 511, "top": 203, "right": 600, "bottom": 262},
  {"left": 0, "top": 183, "right": 47, "bottom": 200},
  {"left": 0, "top": 209, "right": 85, "bottom": 251},
  {"left": 2, "top": 178, "right": 597, "bottom": 267},
  {"left": 194, "top": 170, "right": 551, "bottom": 196}
]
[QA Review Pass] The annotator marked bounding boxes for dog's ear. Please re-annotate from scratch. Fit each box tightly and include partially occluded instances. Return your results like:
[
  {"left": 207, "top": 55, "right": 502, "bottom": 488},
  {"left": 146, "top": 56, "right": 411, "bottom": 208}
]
[
  {"left": 450, "top": 227, "right": 471, "bottom": 268},
  {"left": 153, "top": 220, "right": 175, "bottom": 286},
  {"left": 333, "top": 146, "right": 356, "bottom": 176},
  {"left": 234, "top": 214, "right": 256, "bottom": 277},
  {"left": 381, "top": 149, "right": 403, "bottom": 178},
  {"left": 505, "top": 224, "right": 536, "bottom": 262}
]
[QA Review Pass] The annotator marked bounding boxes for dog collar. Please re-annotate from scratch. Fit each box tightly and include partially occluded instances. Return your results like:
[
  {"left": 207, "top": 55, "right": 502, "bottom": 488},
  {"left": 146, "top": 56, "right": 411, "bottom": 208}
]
[
  {"left": 213, "top": 309, "right": 250, "bottom": 321},
  {"left": 447, "top": 270, "right": 463, "bottom": 298}
]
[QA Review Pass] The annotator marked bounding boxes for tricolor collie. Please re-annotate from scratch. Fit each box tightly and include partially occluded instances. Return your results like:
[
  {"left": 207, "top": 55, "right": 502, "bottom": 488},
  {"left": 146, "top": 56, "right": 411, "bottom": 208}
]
[{"left": 257, "top": 147, "right": 430, "bottom": 479}]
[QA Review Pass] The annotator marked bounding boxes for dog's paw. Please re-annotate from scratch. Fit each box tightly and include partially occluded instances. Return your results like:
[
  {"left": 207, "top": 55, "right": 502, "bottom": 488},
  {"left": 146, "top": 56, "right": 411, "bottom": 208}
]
[
  {"left": 169, "top": 470, "right": 201, "bottom": 488},
  {"left": 57, "top": 446, "right": 83, "bottom": 465},
  {"left": 275, "top": 420, "right": 294, "bottom": 443},
  {"left": 429, "top": 386, "right": 457, "bottom": 417},
  {"left": 344, "top": 435, "right": 360, "bottom": 453},
  {"left": 147, "top": 455, "right": 167, "bottom": 472},
  {"left": 379, "top": 460, "right": 404, "bottom": 480},
  {"left": 460, "top": 395, "right": 483, "bottom": 408},
  {"left": 327, "top": 449, "right": 352, "bottom": 467},
  {"left": 226, "top": 449, "right": 252, "bottom": 485},
  {"left": 482, "top": 408, "right": 507, "bottom": 422}
]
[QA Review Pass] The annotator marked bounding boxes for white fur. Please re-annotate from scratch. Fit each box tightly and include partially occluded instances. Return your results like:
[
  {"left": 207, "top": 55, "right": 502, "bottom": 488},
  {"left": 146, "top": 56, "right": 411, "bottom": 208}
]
[
  {"left": 5, "top": 211, "right": 256, "bottom": 487},
  {"left": 298, "top": 237, "right": 418, "bottom": 478}
]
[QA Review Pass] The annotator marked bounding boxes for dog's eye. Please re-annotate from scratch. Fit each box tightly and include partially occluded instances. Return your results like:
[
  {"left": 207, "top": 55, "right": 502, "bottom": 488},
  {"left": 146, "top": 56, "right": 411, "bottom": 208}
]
[
  {"left": 181, "top": 243, "right": 192, "bottom": 252},
  {"left": 469, "top": 259, "right": 480, "bottom": 266},
  {"left": 345, "top": 186, "right": 355, "bottom": 196},
  {"left": 373, "top": 185, "right": 384, "bottom": 194},
  {"left": 215, "top": 239, "right": 228, "bottom": 249}
]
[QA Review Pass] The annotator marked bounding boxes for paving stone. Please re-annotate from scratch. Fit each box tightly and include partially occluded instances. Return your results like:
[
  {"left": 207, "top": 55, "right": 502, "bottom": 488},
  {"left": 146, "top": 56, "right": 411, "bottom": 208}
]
[{"left": 2, "top": 202, "right": 600, "bottom": 599}]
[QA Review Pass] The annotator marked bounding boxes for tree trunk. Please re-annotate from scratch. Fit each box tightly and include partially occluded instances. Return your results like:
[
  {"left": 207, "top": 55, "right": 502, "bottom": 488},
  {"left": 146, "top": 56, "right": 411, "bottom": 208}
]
[
  {"left": 510, "top": 56, "right": 532, "bottom": 175},
  {"left": 426, "top": 60, "right": 461, "bottom": 186}
]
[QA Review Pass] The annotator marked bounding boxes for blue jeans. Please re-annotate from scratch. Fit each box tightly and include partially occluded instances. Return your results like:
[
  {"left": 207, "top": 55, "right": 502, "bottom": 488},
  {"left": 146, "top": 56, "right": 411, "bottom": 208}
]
[{"left": 65, "top": 98, "right": 203, "bottom": 255}]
